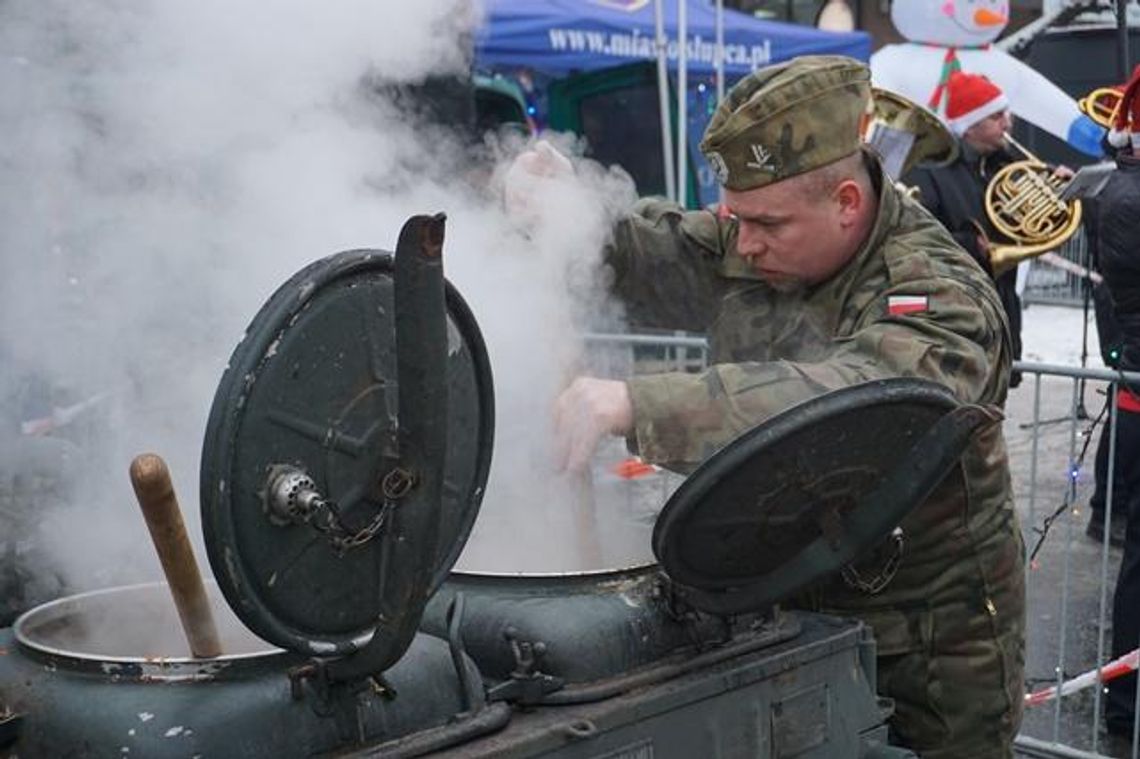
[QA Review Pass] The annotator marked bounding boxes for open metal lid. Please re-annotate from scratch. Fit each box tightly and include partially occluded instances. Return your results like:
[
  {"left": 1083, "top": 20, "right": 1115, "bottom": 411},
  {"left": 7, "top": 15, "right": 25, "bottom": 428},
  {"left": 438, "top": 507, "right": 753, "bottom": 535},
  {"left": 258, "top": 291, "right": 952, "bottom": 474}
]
[
  {"left": 652, "top": 378, "right": 998, "bottom": 615},
  {"left": 201, "top": 216, "right": 493, "bottom": 661}
]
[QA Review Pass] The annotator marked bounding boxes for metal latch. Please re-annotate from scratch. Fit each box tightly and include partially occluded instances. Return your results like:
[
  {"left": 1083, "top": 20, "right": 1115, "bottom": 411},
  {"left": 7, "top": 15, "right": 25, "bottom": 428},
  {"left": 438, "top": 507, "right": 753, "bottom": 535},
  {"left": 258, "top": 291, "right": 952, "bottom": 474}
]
[
  {"left": 485, "top": 626, "right": 564, "bottom": 705},
  {"left": 840, "top": 527, "right": 905, "bottom": 595},
  {"left": 264, "top": 464, "right": 410, "bottom": 552}
]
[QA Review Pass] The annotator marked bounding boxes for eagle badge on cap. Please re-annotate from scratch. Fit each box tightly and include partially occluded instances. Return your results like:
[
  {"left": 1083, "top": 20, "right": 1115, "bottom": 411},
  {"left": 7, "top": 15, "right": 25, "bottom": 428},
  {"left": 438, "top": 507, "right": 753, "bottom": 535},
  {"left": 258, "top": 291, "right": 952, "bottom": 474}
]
[
  {"left": 746, "top": 144, "right": 778, "bottom": 173},
  {"left": 707, "top": 151, "right": 730, "bottom": 184}
]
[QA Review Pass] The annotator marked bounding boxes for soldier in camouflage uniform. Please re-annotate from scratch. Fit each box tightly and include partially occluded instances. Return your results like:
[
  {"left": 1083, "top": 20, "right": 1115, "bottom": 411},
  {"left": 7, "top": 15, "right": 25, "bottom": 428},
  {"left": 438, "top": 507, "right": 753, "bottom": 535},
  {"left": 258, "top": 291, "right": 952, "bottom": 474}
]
[{"left": 538, "top": 56, "right": 1025, "bottom": 757}]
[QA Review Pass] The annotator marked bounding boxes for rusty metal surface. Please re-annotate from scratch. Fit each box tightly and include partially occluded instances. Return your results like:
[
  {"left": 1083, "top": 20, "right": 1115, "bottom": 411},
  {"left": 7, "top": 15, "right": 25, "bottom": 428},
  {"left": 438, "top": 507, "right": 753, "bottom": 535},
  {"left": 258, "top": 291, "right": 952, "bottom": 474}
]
[
  {"left": 424, "top": 565, "right": 798, "bottom": 691},
  {"left": 421, "top": 612, "right": 901, "bottom": 759}
]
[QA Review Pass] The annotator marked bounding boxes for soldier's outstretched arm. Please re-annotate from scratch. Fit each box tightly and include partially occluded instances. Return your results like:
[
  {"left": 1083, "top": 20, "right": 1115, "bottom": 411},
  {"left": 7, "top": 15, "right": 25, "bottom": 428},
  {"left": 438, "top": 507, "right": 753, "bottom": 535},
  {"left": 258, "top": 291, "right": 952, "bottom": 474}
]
[
  {"left": 604, "top": 198, "right": 729, "bottom": 333},
  {"left": 502, "top": 142, "right": 728, "bottom": 333},
  {"left": 625, "top": 274, "right": 1010, "bottom": 469}
]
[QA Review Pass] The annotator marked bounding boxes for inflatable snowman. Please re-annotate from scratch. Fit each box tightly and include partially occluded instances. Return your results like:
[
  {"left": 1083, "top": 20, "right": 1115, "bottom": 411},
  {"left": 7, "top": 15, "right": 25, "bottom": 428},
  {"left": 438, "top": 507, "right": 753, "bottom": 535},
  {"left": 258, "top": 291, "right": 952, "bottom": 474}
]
[{"left": 871, "top": 0, "right": 1103, "bottom": 156}]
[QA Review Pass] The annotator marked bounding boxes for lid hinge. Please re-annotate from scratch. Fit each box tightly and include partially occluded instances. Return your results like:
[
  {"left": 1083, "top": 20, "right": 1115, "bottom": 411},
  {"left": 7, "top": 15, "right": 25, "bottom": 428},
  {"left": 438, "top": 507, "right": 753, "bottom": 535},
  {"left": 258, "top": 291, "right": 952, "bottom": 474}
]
[{"left": 655, "top": 574, "right": 734, "bottom": 650}]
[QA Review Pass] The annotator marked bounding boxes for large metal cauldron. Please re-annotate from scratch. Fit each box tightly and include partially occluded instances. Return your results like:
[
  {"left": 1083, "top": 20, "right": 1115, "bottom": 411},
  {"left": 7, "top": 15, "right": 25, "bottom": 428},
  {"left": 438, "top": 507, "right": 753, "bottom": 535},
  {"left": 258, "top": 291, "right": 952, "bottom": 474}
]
[
  {"left": 1, "top": 582, "right": 489, "bottom": 756},
  {"left": 421, "top": 565, "right": 797, "bottom": 693}
]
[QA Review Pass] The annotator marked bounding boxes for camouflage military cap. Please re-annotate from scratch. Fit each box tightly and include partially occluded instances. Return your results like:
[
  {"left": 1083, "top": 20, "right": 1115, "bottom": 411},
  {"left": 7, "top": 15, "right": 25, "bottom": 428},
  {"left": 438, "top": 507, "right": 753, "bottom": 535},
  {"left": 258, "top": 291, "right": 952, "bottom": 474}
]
[{"left": 700, "top": 55, "right": 871, "bottom": 191}]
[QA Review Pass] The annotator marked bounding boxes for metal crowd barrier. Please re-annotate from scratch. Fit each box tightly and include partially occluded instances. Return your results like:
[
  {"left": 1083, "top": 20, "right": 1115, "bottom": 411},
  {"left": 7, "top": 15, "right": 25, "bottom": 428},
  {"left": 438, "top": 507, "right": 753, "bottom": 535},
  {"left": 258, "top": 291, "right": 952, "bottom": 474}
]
[
  {"left": 1011, "top": 362, "right": 1140, "bottom": 759},
  {"left": 1023, "top": 228, "right": 1091, "bottom": 308},
  {"left": 584, "top": 332, "right": 1140, "bottom": 758},
  {"left": 584, "top": 330, "right": 709, "bottom": 375}
]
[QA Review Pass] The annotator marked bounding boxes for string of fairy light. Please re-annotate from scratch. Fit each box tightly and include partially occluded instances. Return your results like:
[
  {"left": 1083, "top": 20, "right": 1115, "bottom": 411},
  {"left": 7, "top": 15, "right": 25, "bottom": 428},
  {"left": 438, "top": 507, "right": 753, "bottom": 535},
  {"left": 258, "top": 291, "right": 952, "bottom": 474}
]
[
  {"left": 1027, "top": 357, "right": 1134, "bottom": 568},
  {"left": 1027, "top": 398, "right": 1107, "bottom": 568}
]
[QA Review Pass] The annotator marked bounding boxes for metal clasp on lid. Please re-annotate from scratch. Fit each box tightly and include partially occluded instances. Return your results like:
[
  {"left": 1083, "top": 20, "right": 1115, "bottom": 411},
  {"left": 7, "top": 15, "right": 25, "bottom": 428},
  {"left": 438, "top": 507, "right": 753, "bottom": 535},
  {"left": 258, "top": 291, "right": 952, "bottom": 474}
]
[{"left": 264, "top": 464, "right": 404, "bottom": 553}]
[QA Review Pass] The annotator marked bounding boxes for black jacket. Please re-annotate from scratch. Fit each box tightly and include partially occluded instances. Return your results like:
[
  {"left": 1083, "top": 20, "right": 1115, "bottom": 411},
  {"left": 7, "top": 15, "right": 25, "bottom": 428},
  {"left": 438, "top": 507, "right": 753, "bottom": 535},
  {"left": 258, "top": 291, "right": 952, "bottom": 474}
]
[
  {"left": 903, "top": 141, "right": 1023, "bottom": 364},
  {"left": 1097, "top": 155, "right": 1140, "bottom": 375}
]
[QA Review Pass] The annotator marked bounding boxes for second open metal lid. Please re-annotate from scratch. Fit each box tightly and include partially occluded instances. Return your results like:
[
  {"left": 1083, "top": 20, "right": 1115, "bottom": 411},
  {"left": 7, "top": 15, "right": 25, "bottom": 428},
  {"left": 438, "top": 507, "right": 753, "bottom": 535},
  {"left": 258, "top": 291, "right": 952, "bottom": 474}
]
[{"left": 652, "top": 378, "right": 997, "bottom": 615}]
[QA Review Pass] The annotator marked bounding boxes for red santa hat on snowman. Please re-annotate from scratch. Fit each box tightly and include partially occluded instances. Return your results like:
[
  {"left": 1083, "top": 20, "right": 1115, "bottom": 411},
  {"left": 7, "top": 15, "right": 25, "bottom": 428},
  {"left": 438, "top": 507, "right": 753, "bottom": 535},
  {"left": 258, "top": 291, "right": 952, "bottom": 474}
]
[
  {"left": 1107, "top": 64, "right": 1140, "bottom": 151},
  {"left": 944, "top": 70, "right": 1010, "bottom": 136}
]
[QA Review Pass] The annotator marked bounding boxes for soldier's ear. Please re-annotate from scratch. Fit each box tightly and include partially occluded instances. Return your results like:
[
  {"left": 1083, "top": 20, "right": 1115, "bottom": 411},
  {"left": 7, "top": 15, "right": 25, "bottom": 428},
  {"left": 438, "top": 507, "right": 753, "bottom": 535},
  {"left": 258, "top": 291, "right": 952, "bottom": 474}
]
[{"left": 834, "top": 179, "right": 864, "bottom": 226}]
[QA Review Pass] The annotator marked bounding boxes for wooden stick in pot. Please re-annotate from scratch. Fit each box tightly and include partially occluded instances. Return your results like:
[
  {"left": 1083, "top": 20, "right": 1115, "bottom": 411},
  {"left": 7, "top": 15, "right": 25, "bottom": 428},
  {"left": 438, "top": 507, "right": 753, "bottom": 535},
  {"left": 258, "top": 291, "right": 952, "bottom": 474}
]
[
  {"left": 569, "top": 467, "right": 603, "bottom": 568},
  {"left": 129, "top": 453, "right": 222, "bottom": 658}
]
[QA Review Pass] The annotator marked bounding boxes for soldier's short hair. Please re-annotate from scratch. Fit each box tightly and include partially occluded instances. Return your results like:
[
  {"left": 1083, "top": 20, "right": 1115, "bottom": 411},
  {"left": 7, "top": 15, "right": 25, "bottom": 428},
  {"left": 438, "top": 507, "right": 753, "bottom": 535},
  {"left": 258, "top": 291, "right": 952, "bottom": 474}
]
[{"left": 700, "top": 55, "right": 871, "bottom": 192}]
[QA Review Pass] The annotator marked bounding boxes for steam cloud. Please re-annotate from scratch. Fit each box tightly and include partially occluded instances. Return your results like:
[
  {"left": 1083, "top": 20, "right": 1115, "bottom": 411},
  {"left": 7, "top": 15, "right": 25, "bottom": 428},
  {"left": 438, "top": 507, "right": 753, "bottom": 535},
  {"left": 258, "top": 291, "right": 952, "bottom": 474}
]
[{"left": 0, "top": 0, "right": 651, "bottom": 615}]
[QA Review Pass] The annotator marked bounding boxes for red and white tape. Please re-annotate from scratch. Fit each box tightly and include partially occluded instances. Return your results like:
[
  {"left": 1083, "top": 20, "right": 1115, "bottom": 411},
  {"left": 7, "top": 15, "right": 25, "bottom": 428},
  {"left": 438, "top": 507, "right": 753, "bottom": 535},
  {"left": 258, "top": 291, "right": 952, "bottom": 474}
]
[{"left": 1025, "top": 649, "right": 1140, "bottom": 707}]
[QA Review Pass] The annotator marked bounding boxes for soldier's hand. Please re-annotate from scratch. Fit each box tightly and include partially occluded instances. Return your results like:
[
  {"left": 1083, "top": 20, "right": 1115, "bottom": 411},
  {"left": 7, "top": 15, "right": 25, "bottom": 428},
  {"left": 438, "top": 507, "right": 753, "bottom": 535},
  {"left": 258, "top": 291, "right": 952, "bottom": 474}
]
[
  {"left": 503, "top": 140, "right": 574, "bottom": 225},
  {"left": 553, "top": 377, "right": 634, "bottom": 472}
]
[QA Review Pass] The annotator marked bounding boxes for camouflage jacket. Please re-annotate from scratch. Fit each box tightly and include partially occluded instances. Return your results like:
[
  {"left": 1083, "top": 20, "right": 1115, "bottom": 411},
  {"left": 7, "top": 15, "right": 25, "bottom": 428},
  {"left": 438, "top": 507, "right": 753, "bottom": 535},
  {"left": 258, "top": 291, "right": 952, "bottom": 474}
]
[{"left": 605, "top": 154, "right": 1024, "bottom": 619}]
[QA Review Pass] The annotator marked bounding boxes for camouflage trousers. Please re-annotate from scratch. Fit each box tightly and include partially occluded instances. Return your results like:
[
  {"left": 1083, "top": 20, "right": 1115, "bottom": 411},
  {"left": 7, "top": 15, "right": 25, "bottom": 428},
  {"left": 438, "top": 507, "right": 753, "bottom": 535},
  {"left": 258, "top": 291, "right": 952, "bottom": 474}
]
[
  {"left": 796, "top": 512, "right": 1027, "bottom": 759},
  {"left": 829, "top": 570, "right": 1026, "bottom": 759}
]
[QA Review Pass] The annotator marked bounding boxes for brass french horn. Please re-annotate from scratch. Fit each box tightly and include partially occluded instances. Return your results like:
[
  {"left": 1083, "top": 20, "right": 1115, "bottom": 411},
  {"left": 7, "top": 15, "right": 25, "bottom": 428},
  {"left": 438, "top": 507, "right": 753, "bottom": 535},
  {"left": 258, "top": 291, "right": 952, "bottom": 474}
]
[
  {"left": 864, "top": 87, "right": 959, "bottom": 180},
  {"left": 1078, "top": 86, "right": 1123, "bottom": 129},
  {"left": 984, "top": 131, "right": 1082, "bottom": 276}
]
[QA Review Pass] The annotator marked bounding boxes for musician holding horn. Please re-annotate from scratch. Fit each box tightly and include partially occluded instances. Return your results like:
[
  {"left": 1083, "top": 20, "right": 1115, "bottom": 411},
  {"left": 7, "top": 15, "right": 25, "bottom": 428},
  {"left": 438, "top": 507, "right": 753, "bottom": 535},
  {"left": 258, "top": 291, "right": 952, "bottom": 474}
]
[{"left": 904, "top": 71, "right": 1074, "bottom": 390}]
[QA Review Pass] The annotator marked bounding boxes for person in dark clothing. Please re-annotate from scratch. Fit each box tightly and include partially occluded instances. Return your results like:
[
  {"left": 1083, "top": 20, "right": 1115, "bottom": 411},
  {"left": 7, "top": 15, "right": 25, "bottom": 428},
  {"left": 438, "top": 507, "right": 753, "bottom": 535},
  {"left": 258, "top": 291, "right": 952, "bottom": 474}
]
[
  {"left": 1093, "top": 69, "right": 1140, "bottom": 737},
  {"left": 1088, "top": 253, "right": 1128, "bottom": 547},
  {"left": 904, "top": 71, "right": 1025, "bottom": 387}
]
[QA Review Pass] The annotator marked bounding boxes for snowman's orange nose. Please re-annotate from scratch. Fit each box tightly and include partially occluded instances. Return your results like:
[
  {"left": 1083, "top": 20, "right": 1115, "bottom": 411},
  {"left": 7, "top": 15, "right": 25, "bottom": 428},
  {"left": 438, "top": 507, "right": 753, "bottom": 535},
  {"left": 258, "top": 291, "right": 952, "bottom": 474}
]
[{"left": 973, "top": 7, "right": 1007, "bottom": 26}]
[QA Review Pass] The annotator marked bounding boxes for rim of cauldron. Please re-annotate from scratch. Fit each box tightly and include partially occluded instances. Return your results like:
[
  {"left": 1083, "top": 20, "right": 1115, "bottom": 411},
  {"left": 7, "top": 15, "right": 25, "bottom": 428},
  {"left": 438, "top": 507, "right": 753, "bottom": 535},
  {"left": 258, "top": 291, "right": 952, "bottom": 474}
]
[
  {"left": 445, "top": 561, "right": 658, "bottom": 581},
  {"left": 13, "top": 581, "right": 287, "bottom": 670}
]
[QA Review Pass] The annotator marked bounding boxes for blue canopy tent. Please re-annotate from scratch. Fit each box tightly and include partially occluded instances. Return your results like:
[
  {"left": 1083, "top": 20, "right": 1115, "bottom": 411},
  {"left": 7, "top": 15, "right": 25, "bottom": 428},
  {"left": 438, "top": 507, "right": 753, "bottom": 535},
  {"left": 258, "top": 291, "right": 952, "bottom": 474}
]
[
  {"left": 475, "top": 0, "right": 871, "bottom": 76},
  {"left": 475, "top": 0, "right": 871, "bottom": 207}
]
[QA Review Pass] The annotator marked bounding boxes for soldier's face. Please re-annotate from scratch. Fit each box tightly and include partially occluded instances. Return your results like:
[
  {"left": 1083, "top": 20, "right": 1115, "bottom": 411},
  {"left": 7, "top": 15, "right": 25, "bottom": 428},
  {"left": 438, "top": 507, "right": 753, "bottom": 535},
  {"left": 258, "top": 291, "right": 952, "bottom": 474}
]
[{"left": 726, "top": 178, "right": 859, "bottom": 291}]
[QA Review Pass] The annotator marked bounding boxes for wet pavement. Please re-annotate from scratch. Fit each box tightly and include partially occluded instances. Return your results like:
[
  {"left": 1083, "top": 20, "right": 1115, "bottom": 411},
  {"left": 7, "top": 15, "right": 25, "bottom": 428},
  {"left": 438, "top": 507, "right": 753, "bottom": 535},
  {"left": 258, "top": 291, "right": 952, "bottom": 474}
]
[{"left": 1006, "top": 373, "right": 1136, "bottom": 758}]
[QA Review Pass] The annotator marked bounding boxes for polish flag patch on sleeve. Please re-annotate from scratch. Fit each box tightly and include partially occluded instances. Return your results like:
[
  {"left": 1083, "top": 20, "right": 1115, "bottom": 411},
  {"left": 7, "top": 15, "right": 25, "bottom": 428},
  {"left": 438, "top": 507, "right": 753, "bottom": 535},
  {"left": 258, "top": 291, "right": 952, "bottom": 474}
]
[{"left": 887, "top": 294, "right": 929, "bottom": 315}]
